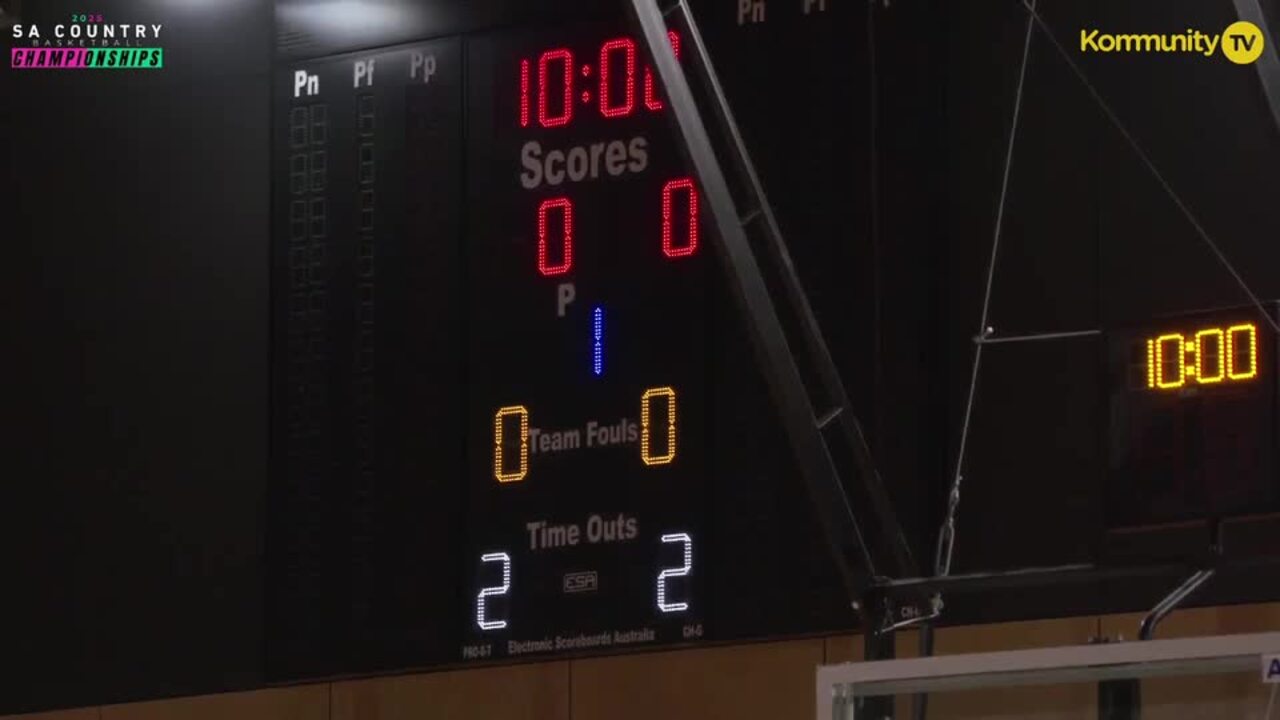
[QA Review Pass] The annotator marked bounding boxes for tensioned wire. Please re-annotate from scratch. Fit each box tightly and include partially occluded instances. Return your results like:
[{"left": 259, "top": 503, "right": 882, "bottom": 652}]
[{"left": 936, "top": 0, "right": 1039, "bottom": 582}]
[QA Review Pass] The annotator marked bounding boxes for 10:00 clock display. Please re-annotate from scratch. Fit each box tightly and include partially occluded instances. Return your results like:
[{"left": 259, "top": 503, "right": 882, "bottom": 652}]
[
  {"left": 520, "top": 32, "right": 681, "bottom": 128},
  {"left": 1142, "top": 322, "right": 1258, "bottom": 390}
]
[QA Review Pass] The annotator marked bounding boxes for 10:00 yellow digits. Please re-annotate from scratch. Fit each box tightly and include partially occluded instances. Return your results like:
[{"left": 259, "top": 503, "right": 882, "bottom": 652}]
[{"left": 1145, "top": 323, "right": 1258, "bottom": 390}]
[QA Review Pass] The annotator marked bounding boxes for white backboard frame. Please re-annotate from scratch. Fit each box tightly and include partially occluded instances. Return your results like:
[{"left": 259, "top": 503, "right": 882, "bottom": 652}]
[{"left": 817, "top": 632, "right": 1280, "bottom": 719}]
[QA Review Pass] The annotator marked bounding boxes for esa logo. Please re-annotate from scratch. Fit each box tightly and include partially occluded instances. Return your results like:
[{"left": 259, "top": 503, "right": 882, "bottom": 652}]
[
  {"left": 1264, "top": 654, "right": 1280, "bottom": 683},
  {"left": 563, "top": 571, "right": 599, "bottom": 594}
]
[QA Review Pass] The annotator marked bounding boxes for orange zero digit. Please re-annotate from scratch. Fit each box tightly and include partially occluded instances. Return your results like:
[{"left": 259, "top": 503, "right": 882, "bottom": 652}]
[
  {"left": 1227, "top": 324, "right": 1258, "bottom": 380},
  {"left": 1151, "top": 334, "right": 1185, "bottom": 389},
  {"left": 494, "top": 405, "right": 530, "bottom": 483},
  {"left": 640, "top": 386, "right": 677, "bottom": 466},
  {"left": 1193, "top": 328, "right": 1225, "bottom": 384}
]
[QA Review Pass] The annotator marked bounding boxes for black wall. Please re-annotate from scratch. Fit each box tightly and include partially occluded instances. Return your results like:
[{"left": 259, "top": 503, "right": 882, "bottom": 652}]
[{"left": 1, "top": 0, "right": 272, "bottom": 711}]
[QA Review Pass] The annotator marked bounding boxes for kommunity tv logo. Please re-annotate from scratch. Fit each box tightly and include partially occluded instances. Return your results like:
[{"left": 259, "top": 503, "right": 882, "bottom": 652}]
[{"left": 1080, "top": 21, "right": 1266, "bottom": 65}]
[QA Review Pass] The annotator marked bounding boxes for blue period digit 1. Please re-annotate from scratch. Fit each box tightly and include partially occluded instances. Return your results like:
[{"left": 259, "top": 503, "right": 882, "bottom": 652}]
[{"left": 593, "top": 306, "right": 604, "bottom": 377}]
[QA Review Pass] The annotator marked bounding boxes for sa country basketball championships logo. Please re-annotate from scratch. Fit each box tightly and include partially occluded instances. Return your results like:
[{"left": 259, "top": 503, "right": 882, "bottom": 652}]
[
  {"left": 1079, "top": 20, "right": 1265, "bottom": 65},
  {"left": 9, "top": 9, "right": 164, "bottom": 70}
]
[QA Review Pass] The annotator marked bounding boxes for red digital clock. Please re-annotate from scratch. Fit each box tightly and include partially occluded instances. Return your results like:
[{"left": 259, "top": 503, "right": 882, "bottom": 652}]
[{"left": 519, "top": 32, "right": 680, "bottom": 128}]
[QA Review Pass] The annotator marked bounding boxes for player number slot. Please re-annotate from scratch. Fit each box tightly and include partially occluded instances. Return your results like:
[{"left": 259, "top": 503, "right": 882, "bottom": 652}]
[
  {"left": 494, "top": 405, "right": 530, "bottom": 483},
  {"left": 640, "top": 386, "right": 677, "bottom": 465},
  {"left": 476, "top": 552, "right": 511, "bottom": 631}
]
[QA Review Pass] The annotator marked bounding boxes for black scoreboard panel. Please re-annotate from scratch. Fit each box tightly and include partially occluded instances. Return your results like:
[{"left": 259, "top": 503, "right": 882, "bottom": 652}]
[
  {"left": 1108, "top": 305, "right": 1280, "bottom": 529},
  {"left": 1094, "top": 0, "right": 1280, "bottom": 561},
  {"left": 1087, "top": 0, "right": 1280, "bottom": 602},
  {"left": 270, "top": 39, "right": 467, "bottom": 676},
  {"left": 269, "top": 5, "right": 870, "bottom": 681},
  {"left": 462, "top": 23, "right": 711, "bottom": 657}
]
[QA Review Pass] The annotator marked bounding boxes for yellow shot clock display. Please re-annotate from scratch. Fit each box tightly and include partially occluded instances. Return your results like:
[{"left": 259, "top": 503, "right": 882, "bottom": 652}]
[
  {"left": 1143, "top": 323, "right": 1258, "bottom": 390},
  {"left": 1108, "top": 305, "right": 1279, "bottom": 530}
]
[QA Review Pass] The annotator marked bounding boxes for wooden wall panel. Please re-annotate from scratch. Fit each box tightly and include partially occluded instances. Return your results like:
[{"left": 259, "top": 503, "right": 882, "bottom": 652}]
[
  {"left": 99, "top": 686, "right": 327, "bottom": 720},
  {"left": 331, "top": 663, "right": 569, "bottom": 720},
  {"left": 12, "top": 608, "right": 1279, "bottom": 720},
  {"left": 0, "top": 710, "right": 99, "bottom": 720},
  {"left": 1100, "top": 602, "right": 1280, "bottom": 641},
  {"left": 823, "top": 634, "right": 863, "bottom": 664},
  {"left": 1099, "top": 603, "right": 1280, "bottom": 720},
  {"left": 930, "top": 617, "right": 1099, "bottom": 654},
  {"left": 824, "top": 631, "right": 922, "bottom": 664},
  {"left": 570, "top": 639, "right": 823, "bottom": 720}
]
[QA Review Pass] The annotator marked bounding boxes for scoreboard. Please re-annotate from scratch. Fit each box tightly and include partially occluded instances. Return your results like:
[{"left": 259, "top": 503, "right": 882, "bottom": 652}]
[
  {"left": 268, "top": 1, "right": 868, "bottom": 681},
  {"left": 266, "top": 0, "right": 1280, "bottom": 686},
  {"left": 1107, "top": 304, "right": 1280, "bottom": 529},
  {"left": 462, "top": 24, "right": 709, "bottom": 658}
]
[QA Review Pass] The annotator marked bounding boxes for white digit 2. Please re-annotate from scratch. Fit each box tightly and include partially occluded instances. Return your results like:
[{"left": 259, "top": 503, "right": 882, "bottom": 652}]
[
  {"left": 657, "top": 533, "right": 692, "bottom": 613},
  {"left": 476, "top": 552, "right": 511, "bottom": 631}
]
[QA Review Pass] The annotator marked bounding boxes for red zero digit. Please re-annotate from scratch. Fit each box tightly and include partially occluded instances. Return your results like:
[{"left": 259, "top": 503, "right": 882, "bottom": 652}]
[
  {"left": 599, "top": 38, "right": 636, "bottom": 118},
  {"left": 538, "top": 197, "right": 574, "bottom": 276},
  {"left": 538, "top": 49, "right": 573, "bottom": 128},
  {"left": 644, "top": 31, "right": 681, "bottom": 111},
  {"left": 662, "top": 178, "right": 698, "bottom": 258}
]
